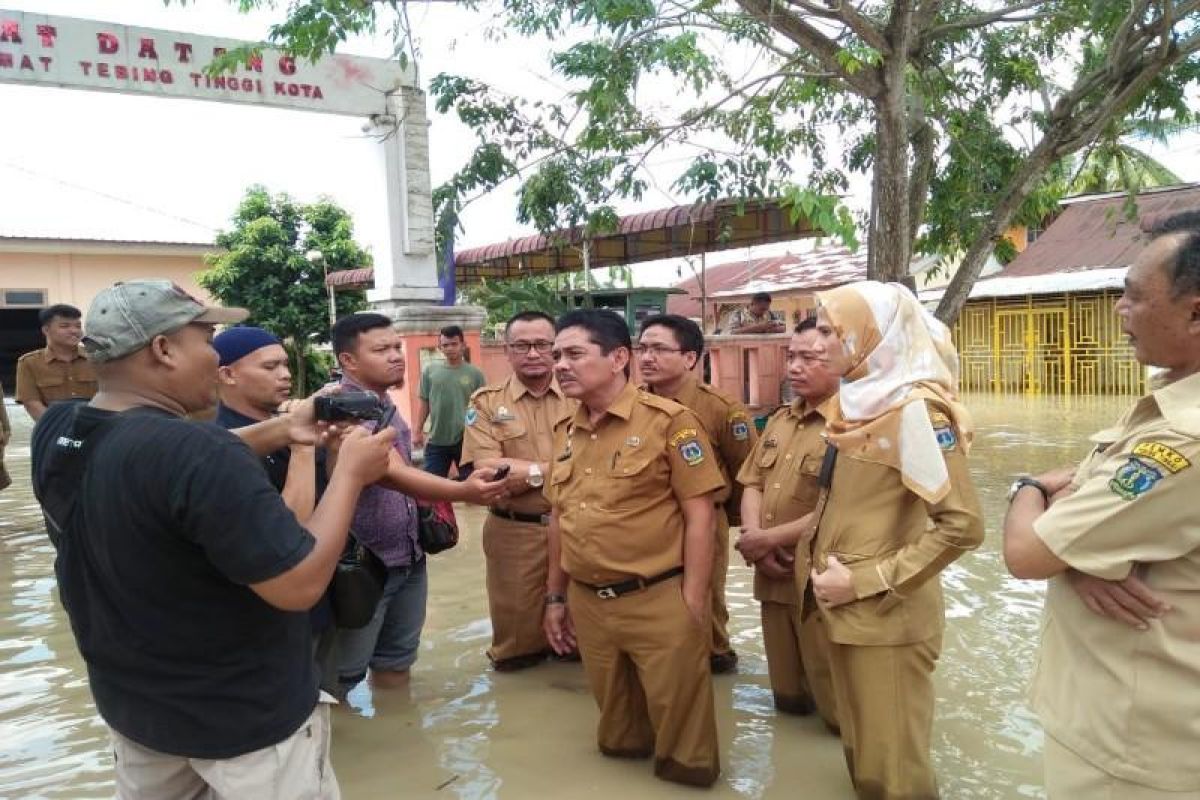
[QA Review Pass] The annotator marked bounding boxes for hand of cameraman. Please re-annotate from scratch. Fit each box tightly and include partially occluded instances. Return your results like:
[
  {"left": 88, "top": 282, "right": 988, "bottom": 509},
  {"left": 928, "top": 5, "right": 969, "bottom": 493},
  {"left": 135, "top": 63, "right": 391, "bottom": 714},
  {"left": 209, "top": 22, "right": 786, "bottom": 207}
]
[{"left": 334, "top": 426, "right": 394, "bottom": 486}]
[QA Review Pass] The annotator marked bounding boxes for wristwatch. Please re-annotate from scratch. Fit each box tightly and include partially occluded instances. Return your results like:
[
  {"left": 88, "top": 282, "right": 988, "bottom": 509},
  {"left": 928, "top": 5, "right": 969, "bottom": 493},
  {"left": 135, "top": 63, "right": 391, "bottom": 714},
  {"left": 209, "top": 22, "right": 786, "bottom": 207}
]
[
  {"left": 1007, "top": 476, "right": 1050, "bottom": 504},
  {"left": 526, "top": 463, "right": 544, "bottom": 488}
]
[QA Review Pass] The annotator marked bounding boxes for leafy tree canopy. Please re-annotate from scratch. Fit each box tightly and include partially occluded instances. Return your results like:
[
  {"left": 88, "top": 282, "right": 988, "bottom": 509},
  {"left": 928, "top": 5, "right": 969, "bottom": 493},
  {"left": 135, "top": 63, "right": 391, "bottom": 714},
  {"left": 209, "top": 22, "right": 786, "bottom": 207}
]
[
  {"left": 192, "top": 0, "right": 1200, "bottom": 323},
  {"left": 198, "top": 185, "right": 370, "bottom": 392}
]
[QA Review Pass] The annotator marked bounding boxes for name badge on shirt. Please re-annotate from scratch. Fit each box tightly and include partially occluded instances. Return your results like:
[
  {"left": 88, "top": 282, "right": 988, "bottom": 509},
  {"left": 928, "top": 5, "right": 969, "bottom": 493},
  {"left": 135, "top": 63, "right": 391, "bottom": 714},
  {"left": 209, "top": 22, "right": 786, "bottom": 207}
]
[{"left": 494, "top": 405, "right": 516, "bottom": 422}]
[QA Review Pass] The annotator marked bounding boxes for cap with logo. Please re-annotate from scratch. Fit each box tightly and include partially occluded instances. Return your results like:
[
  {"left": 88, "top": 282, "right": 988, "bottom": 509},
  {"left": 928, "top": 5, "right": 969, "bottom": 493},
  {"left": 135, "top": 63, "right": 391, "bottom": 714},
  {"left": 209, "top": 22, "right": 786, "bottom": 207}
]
[{"left": 82, "top": 279, "right": 248, "bottom": 364}]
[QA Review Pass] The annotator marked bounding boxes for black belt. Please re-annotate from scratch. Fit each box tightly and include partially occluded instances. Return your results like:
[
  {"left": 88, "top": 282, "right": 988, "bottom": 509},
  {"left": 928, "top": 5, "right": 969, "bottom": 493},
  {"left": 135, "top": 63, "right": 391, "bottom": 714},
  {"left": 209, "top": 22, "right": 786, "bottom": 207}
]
[
  {"left": 577, "top": 566, "right": 684, "bottom": 599},
  {"left": 489, "top": 507, "right": 550, "bottom": 526}
]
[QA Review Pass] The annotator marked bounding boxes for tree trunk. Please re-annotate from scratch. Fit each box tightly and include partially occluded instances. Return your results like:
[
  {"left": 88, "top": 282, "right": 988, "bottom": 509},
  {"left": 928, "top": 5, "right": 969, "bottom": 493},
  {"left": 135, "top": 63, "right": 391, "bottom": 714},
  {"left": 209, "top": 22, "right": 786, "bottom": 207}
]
[{"left": 869, "top": 95, "right": 913, "bottom": 283}]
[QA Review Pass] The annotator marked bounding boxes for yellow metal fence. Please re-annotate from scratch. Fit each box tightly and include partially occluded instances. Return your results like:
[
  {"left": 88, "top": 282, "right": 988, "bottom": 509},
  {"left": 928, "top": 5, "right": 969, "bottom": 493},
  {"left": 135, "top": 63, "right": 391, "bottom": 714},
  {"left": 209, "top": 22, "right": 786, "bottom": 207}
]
[{"left": 953, "top": 291, "right": 1145, "bottom": 397}]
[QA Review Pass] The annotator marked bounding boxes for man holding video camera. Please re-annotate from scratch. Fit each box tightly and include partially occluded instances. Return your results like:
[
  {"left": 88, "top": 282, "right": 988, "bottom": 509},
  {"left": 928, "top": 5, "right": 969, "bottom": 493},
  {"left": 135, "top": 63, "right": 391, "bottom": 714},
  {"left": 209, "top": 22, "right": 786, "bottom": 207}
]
[{"left": 329, "top": 313, "right": 507, "bottom": 696}]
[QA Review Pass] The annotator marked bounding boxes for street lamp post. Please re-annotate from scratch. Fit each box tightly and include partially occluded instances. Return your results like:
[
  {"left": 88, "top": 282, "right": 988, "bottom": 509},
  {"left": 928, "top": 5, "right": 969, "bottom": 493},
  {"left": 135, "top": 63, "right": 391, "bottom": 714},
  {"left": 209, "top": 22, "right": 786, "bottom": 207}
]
[{"left": 306, "top": 249, "right": 338, "bottom": 329}]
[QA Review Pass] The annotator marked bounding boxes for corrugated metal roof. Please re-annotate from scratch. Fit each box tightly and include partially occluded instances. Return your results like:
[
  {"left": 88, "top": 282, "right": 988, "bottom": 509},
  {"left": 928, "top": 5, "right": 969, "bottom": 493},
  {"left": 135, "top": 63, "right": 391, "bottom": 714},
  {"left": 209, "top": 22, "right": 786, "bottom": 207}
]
[
  {"left": 0, "top": 163, "right": 217, "bottom": 246},
  {"left": 919, "top": 267, "right": 1127, "bottom": 301},
  {"left": 667, "top": 253, "right": 803, "bottom": 318},
  {"left": 1002, "top": 184, "right": 1200, "bottom": 277}
]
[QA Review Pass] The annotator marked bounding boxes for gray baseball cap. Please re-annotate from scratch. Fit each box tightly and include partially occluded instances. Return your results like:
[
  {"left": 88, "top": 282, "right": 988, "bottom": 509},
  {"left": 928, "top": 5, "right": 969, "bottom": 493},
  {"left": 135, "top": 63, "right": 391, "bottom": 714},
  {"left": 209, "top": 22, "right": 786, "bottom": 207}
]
[{"left": 82, "top": 279, "right": 249, "bottom": 363}]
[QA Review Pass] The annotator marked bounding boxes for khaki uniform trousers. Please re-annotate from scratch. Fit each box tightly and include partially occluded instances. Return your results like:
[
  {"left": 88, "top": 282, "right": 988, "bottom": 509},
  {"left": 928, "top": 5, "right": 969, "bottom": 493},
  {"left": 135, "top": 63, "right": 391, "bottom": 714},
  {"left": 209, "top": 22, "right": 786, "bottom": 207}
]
[
  {"left": 568, "top": 575, "right": 720, "bottom": 787},
  {"left": 482, "top": 514, "right": 549, "bottom": 662},
  {"left": 111, "top": 702, "right": 339, "bottom": 800},
  {"left": 761, "top": 599, "right": 839, "bottom": 728},
  {"left": 1044, "top": 735, "right": 1200, "bottom": 800},
  {"left": 826, "top": 632, "right": 941, "bottom": 800},
  {"left": 711, "top": 507, "right": 732, "bottom": 656}
]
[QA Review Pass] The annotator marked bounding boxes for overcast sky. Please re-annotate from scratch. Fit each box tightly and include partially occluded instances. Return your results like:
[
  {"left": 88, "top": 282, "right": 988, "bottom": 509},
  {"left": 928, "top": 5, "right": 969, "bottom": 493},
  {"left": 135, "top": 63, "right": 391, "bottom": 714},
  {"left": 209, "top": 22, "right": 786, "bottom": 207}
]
[{"left": 1, "top": 0, "right": 1198, "bottom": 287}]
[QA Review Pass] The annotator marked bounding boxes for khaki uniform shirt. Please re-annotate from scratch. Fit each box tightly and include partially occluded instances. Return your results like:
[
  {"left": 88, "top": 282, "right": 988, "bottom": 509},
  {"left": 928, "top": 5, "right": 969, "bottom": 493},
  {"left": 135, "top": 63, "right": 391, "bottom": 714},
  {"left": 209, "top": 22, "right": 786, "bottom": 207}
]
[
  {"left": 642, "top": 374, "right": 756, "bottom": 509},
  {"left": 1030, "top": 371, "right": 1200, "bottom": 791},
  {"left": 544, "top": 382, "right": 726, "bottom": 585},
  {"left": 736, "top": 398, "right": 832, "bottom": 605},
  {"left": 461, "top": 375, "right": 576, "bottom": 515},
  {"left": 812, "top": 400, "right": 984, "bottom": 646},
  {"left": 726, "top": 307, "right": 784, "bottom": 332},
  {"left": 15, "top": 347, "right": 98, "bottom": 407}
]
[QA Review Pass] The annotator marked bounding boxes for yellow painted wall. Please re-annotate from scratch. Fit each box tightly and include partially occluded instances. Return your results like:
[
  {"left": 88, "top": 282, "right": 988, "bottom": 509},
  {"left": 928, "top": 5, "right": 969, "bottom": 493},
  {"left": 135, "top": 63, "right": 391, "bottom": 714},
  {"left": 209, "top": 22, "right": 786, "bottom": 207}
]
[{"left": 0, "top": 248, "right": 212, "bottom": 309}]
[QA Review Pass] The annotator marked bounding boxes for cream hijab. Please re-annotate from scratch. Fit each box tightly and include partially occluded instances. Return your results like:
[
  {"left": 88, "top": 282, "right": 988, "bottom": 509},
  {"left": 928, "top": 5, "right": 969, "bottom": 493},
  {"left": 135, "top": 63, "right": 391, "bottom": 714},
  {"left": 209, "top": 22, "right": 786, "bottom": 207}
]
[{"left": 815, "top": 281, "right": 972, "bottom": 503}]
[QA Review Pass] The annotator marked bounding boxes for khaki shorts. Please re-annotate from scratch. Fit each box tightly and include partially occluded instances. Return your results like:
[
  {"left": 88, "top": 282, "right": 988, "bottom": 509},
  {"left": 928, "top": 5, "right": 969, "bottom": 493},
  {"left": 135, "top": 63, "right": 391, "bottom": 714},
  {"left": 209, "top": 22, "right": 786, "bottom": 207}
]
[
  {"left": 1045, "top": 735, "right": 1200, "bottom": 799},
  {"left": 111, "top": 700, "right": 339, "bottom": 800}
]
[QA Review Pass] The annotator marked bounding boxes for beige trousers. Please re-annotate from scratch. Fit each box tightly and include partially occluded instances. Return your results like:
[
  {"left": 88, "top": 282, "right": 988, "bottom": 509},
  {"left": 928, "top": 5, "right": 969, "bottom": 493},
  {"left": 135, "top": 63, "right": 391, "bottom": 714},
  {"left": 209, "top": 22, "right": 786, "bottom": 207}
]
[
  {"left": 569, "top": 574, "right": 719, "bottom": 787},
  {"left": 111, "top": 702, "right": 339, "bottom": 800},
  {"left": 482, "top": 514, "right": 550, "bottom": 662},
  {"left": 710, "top": 509, "right": 732, "bottom": 656},
  {"left": 761, "top": 599, "right": 839, "bottom": 728},
  {"left": 826, "top": 633, "right": 941, "bottom": 800},
  {"left": 1044, "top": 735, "right": 1200, "bottom": 799}
]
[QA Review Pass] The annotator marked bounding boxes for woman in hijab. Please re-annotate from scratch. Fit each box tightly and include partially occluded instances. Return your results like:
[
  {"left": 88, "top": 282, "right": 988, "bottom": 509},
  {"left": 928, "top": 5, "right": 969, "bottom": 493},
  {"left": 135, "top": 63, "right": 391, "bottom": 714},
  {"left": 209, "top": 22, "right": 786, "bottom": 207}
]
[{"left": 807, "top": 281, "right": 984, "bottom": 800}]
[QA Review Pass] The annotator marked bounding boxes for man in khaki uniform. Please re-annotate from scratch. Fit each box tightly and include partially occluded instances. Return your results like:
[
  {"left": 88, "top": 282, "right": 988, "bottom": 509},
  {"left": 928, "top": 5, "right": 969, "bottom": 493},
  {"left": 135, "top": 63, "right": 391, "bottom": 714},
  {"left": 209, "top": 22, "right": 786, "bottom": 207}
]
[
  {"left": 542, "top": 309, "right": 726, "bottom": 787},
  {"left": 1004, "top": 213, "right": 1200, "bottom": 799},
  {"left": 16, "top": 304, "right": 97, "bottom": 421},
  {"left": 735, "top": 319, "right": 839, "bottom": 726},
  {"left": 637, "top": 314, "right": 756, "bottom": 673},
  {"left": 462, "top": 311, "right": 576, "bottom": 671}
]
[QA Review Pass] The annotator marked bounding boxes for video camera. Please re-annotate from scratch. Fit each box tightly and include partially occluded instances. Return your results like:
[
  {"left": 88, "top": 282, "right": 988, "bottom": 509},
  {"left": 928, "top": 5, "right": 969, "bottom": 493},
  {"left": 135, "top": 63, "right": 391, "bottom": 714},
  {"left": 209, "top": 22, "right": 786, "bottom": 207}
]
[{"left": 313, "top": 391, "right": 385, "bottom": 422}]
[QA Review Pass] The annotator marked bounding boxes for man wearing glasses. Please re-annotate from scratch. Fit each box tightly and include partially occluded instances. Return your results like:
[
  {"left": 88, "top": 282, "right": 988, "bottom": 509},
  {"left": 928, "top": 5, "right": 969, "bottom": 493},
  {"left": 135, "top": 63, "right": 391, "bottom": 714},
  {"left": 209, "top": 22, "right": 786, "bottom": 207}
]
[
  {"left": 462, "top": 311, "right": 577, "bottom": 671},
  {"left": 636, "top": 314, "right": 757, "bottom": 674}
]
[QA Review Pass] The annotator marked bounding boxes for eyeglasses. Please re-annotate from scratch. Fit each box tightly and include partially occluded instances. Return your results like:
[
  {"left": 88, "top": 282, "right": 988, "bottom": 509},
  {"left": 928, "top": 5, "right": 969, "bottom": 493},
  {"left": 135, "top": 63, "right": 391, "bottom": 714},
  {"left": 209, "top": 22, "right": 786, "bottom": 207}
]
[
  {"left": 506, "top": 340, "right": 554, "bottom": 354},
  {"left": 632, "top": 344, "right": 683, "bottom": 357}
]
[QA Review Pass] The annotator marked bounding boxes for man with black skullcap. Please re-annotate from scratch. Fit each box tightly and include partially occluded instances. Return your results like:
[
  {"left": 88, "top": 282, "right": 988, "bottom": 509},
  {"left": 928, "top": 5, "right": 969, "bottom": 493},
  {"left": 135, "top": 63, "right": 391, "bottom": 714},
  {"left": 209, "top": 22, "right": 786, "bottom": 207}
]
[{"left": 213, "top": 326, "right": 337, "bottom": 694}]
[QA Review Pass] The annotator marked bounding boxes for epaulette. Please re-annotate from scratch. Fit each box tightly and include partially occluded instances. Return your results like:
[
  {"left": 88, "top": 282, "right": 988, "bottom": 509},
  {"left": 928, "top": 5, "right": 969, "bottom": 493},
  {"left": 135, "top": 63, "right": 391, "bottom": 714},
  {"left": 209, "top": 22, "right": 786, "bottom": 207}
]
[
  {"left": 636, "top": 390, "right": 687, "bottom": 417},
  {"left": 469, "top": 382, "right": 505, "bottom": 402},
  {"left": 697, "top": 382, "right": 739, "bottom": 407}
]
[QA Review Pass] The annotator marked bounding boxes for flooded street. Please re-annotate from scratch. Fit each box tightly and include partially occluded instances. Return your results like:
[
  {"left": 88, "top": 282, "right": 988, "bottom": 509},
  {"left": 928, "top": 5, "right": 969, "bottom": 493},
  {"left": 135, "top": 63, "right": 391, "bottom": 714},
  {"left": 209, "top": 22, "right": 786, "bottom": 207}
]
[{"left": 0, "top": 393, "right": 1131, "bottom": 799}]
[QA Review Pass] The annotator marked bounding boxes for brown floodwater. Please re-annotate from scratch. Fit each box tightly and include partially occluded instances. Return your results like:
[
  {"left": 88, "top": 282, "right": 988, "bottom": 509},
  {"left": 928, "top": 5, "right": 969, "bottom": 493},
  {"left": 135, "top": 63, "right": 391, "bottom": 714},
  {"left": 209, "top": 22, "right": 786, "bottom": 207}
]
[{"left": 0, "top": 393, "right": 1133, "bottom": 799}]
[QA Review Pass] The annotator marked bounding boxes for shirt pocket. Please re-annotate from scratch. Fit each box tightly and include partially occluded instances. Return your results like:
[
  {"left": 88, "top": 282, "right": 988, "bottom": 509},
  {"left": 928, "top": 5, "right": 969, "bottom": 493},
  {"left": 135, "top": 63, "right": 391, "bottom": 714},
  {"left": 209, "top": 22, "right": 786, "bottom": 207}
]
[
  {"left": 36, "top": 373, "right": 66, "bottom": 389},
  {"left": 756, "top": 448, "right": 779, "bottom": 470},
  {"left": 791, "top": 454, "right": 822, "bottom": 506},
  {"left": 606, "top": 449, "right": 662, "bottom": 508}
]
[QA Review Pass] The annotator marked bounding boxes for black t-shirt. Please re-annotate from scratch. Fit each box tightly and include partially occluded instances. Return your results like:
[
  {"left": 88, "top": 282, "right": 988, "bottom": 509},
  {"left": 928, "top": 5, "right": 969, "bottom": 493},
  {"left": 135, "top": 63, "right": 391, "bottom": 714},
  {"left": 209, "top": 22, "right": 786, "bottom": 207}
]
[
  {"left": 214, "top": 403, "right": 333, "bottom": 632},
  {"left": 31, "top": 402, "right": 318, "bottom": 759}
]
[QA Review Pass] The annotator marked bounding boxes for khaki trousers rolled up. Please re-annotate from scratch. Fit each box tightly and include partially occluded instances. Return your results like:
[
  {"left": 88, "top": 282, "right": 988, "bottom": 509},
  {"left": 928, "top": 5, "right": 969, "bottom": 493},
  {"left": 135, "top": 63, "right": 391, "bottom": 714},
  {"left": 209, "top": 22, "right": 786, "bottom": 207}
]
[
  {"left": 1044, "top": 735, "right": 1200, "bottom": 800},
  {"left": 568, "top": 575, "right": 720, "bottom": 787},
  {"left": 111, "top": 701, "right": 339, "bottom": 800},
  {"left": 482, "top": 514, "right": 549, "bottom": 663},
  {"left": 711, "top": 509, "right": 732, "bottom": 657},
  {"left": 826, "top": 632, "right": 941, "bottom": 800},
  {"left": 761, "top": 600, "right": 839, "bottom": 727}
]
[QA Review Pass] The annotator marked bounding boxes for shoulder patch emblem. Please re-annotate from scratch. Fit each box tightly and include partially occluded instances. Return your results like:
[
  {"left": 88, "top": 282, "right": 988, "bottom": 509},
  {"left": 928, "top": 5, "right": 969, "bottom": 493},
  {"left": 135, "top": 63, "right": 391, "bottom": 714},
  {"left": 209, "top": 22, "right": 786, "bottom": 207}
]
[
  {"left": 731, "top": 420, "right": 750, "bottom": 441},
  {"left": 669, "top": 428, "right": 699, "bottom": 447},
  {"left": 933, "top": 423, "right": 957, "bottom": 450},
  {"left": 464, "top": 407, "right": 478, "bottom": 426},
  {"left": 1110, "top": 456, "right": 1164, "bottom": 500},
  {"left": 678, "top": 439, "right": 705, "bottom": 466},
  {"left": 1131, "top": 441, "right": 1190, "bottom": 474}
]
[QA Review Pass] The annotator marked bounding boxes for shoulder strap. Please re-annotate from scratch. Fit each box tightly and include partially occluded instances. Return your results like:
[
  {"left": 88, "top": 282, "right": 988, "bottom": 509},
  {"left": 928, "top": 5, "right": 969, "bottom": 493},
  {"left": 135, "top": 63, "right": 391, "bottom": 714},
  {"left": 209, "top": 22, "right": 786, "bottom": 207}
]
[{"left": 38, "top": 407, "right": 148, "bottom": 547}]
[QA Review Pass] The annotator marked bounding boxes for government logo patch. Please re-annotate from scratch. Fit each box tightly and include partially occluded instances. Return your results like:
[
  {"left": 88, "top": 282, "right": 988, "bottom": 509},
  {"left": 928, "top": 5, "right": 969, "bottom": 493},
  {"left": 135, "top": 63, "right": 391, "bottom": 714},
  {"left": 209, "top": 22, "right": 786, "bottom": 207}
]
[
  {"left": 933, "top": 424, "right": 957, "bottom": 450},
  {"left": 731, "top": 420, "right": 750, "bottom": 441},
  {"left": 679, "top": 439, "right": 705, "bottom": 466},
  {"left": 1109, "top": 456, "right": 1164, "bottom": 501},
  {"left": 464, "top": 407, "right": 478, "bottom": 426}
]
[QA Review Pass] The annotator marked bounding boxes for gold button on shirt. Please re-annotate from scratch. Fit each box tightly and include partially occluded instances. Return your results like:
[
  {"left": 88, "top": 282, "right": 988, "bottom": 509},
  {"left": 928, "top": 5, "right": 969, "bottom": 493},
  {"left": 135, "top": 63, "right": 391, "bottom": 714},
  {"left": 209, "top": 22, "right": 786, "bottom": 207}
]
[
  {"left": 15, "top": 347, "right": 98, "bottom": 405},
  {"left": 736, "top": 398, "right": 833, "bottom": 604},
  {"left": 1031, "top": 371, "right": 1200, "bottom": 791},
  {"left": 544, "top": 383, "right": 726, "bottom": 585}
]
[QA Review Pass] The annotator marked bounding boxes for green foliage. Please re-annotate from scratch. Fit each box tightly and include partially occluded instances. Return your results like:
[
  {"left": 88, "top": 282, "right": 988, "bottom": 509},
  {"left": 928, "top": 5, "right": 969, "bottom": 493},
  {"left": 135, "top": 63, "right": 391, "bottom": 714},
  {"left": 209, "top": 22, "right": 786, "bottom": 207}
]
[
  {"left": 462, "top": 276, "right": 573, "bottom": 333},
  {"left": 197, "top": 186, "right": 369, "bottom": 393},
  {"left": 190, "top": 0, "right": 1200, "bottom": 321}
]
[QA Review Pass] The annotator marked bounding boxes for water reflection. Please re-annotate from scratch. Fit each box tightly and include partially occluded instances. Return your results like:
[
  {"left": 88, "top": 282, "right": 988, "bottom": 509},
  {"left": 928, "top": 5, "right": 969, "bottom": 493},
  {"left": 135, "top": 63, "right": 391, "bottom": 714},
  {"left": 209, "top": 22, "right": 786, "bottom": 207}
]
[{"left": 0, "top": 393, "right": 1130, "bottom": 798}]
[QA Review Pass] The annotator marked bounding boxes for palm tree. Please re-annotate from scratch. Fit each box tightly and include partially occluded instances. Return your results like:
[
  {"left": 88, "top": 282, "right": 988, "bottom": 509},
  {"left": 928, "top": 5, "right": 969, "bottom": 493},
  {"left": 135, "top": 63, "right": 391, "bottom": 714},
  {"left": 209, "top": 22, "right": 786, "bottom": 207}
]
[{"left": 1067, "top": 115, "right": 1193, "bottom": 195}]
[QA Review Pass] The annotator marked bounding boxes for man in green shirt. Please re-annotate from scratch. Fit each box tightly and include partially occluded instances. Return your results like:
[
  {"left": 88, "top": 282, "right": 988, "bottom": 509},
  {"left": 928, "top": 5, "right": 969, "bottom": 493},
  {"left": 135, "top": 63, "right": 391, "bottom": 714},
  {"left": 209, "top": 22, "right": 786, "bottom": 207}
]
[{"left": 414, "top": 325, "right": 486, "bottom": 478}]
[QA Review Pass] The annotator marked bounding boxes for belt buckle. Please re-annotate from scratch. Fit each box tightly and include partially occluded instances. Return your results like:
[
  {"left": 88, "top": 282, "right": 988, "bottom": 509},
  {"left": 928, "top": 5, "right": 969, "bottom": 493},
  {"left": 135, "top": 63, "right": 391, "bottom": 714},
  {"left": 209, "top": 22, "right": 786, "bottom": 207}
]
[{"left": 595, "top": 586, "right": 618, "bottom": 599}]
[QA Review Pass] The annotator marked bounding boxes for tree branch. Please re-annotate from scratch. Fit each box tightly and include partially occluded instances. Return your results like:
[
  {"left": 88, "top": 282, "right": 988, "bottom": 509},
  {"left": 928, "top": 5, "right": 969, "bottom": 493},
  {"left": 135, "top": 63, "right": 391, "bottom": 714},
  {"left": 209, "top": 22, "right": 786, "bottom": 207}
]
[
  {"left": 735, "top": 0, "right": 883, "bottom": 97},
  {"left": 924, "top": 0, "right": 1049, "bottom": 40},
  {"left": 783, "top": 0, "right": 890, "bottom": 53}
]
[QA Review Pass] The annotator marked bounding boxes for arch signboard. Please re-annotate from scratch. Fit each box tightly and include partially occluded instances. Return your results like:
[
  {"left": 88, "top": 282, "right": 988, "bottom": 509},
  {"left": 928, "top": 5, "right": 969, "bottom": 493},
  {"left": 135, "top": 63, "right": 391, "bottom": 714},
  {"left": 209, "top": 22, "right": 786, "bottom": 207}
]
[{"left": 0, "top": 9, "right": 440, "bottom": 306}]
